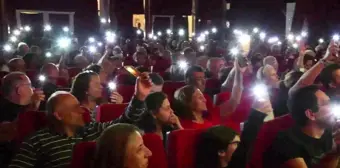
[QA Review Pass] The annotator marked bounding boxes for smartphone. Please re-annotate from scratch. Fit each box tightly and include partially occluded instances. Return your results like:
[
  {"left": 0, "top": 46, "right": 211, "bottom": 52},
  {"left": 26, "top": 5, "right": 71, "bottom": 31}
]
[
  {"left": 124, "top": 66, "right": 141, "bottom": 77},
  {"left": 238, "top": 56, "right": 248, "bottom": 68}
]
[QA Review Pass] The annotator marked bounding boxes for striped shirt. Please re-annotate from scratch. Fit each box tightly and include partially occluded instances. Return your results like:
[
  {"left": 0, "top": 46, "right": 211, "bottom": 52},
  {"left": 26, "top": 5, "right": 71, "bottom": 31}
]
[{"left": 9, "top": 96, "right": 145, "bottom": 168}]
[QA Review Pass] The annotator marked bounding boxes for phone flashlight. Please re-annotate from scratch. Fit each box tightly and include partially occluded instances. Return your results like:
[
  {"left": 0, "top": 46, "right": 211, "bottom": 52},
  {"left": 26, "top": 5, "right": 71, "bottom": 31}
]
[
  {"left": 333, "top": 34, "right": 340, "bottom": 42},
  {"left": 45, "top": 52, "right": 52, "bottom": 58},
  {"left": 230, "top": 47, "right": 239, "bottom": 56},
  {"left": 108, "top": 82, "right": 117, "bottom": 91},
  {"left": 332, "top": 105, "right": 340, "bottom": 119},
  {"left": 124, "top": 66, "right": 141, "bottom": 77},
  {"left": 252, "top": 84, "right": 268, "bottom": 101},
  {"left": 178, "top": 60, "right": 188, "bottom": 70},
  {"left": 3, "top": 44, "right": 12, "bottom": 52},
  {"left": 137, "top": 30, "right": 142, "bottom": 35}
]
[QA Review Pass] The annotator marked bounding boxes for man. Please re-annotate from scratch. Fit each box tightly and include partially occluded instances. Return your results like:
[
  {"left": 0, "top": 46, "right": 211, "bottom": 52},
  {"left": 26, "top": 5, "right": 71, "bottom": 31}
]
[
  {"left": 14, "top": 42, "right": 29, "bottom": 58},
  {"left": 39, "top": 63, "right": 60, "bottom": 110},
  {"left": 9, "top": 74, "right": 152, "bottom": 168},
  {"left": 8, "top": 58, "right": 26, "bottom": 72},
  {"left": 0, "top": 72, "right": 45, "bottom": 167},
  {"left": 206, "top": 57, "right": 225, "bottom": 79},
  {"left": 319, "top": 64, "right": 340, "bottom": 101},
  {"left": 185, "top": 65, "right": 206, "bottom": 92},
  {"left": 263, "top": 42, "right": 340, "bottom": 168},
  {"left": 183, "top": 47, "right": 196, "bottom": 66}
]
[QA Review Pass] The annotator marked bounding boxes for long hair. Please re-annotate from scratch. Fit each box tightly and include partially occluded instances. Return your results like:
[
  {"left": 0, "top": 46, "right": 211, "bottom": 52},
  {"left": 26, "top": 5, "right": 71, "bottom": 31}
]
[
  {"left": 173, "top": 85, "right": 197, "bottom": 120},
  {"left": 195, "top": 126, "right": 238, "bottom": 168},
  {"left": 70, "top": 70, "right": 98, "bottom": 103},
  {"left": 138, "top": 92, "right": 167, "bottom": 133},
  {"left": 94, "top": 123, "right": 140, "bottom": 168}
]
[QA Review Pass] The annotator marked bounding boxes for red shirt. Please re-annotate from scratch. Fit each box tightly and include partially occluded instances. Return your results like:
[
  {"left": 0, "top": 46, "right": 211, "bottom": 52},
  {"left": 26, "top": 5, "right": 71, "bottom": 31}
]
[{"left": 180, "top": 119, "right": 213, "bottom": 129}]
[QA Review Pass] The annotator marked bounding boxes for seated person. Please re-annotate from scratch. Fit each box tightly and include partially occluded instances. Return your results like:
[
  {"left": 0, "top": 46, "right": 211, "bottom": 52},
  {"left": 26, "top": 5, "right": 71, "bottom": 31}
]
[
  {"left": 74, "top": 55, "right": 90, "bottom": 69},
  {"left": 71, "top": 71, "right": 123, "bottom": 120},
  {"left": 94, "top": 123, "right": 152, "bottom": 168},
  {"left": 137, "top": 92, "right": 182, "bottom": 142},
  {"left": 207, "top": 57, "right": 225, "bottom": 79},
  {"left": 8, "top": 58, "right": 26, "bottom": 72},
  {"left": 9, "top": 74, "right": 152, "bottom": 168},
  {"left": 38, "top": 63, "right": 60, "bottom": 110},
  {"left": 133, "top": 51, "right": 148, "bottom": 67}
]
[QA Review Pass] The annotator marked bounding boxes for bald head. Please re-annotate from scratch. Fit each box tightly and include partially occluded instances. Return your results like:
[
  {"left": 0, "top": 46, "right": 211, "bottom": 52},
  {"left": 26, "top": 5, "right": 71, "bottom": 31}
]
[
  {"left": 46, "top": 91, "right": 73, "bottom": 115},
  {"left": 41, "top": 63, "right": 59, "bottom": 79},
  {"left": 1, "top": 72, "right": 27, "bottom": 97},
  {"left": 8, "top": 58, "right": 26, "bottom": 72},
  {"left": 74, "top": 55, "right": 89, "bottom": 69}
]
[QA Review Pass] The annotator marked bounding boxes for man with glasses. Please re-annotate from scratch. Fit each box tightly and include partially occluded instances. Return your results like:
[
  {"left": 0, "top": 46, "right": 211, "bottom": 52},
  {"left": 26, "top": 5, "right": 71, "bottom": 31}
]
[{"left": 0, "top": 72, "right": 45, "bottom": 167}]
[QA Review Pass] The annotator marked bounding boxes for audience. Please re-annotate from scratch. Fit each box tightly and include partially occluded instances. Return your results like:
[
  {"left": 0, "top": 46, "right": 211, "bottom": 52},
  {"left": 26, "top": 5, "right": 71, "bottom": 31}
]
[
  {"left": 207, "top": 57, "right": 225, "bottom": 79},
  {"left": 8, "top": 58, "right": 26, "bottom": 72},
  {"left": 94, "top": 123, "right": 152, "bottom": 168}
]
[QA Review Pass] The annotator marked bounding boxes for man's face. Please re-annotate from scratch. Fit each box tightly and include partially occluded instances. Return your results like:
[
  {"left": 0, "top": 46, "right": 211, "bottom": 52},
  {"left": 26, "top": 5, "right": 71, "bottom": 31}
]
[
  {"left": 314, "top": 90, "right": 336, "bottom": 128},
  {"left": 191, "top": 72, "right": 206, "bottom": 92},
  {"left": 11, "top": 59, "right": 26, "bottom": 72},
  {"left": 124, "top": 131, "right": 152, "bottom": 168},
  {"left": 304, "top": 60, "right": 314, "bottom": 70},
  {"left": 16, "top": 75, "right": 34, "bottom": 105},
  {"left": 136, "top": 54, "right": 148, "bottom": 66},
  {"left": 154, "top": 98, "right": 175, "bottom": 125},
  {"left": 209, "top": 59, "right": 225, "bottom": 78},
  {"left": 56, "top": 94, "right": 85, "bottom": 127}
]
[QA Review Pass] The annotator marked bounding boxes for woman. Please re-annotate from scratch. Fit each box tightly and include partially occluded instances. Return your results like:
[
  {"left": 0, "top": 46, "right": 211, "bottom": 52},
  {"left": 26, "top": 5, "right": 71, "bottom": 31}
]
[
  {"left": 137, "top": 92, "right": 183, "bottom": 141},
  {"left": 173, "top": 85, "right": 213, "bottom": 129},
  {"left": 94, "top": 123, "right": 152, "bottom": 168}
]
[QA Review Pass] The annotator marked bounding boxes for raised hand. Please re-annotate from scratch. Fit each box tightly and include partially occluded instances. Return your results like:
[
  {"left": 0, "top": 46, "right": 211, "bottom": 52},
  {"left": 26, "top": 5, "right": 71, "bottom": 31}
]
[
  {"left": 323, "top": 41, "right": 339, "bottom": 62},
  {"left": 31, "top": 89, "right": 46, "bottom": 110},
  {"left": 135, "top": 72, "right": 153, "bottom": 101},
  {"left": 169, "top": 114, "right": 183, "bottom": 130},
  {"left": 110, "top": 91, "right": 124, "bottom": 104}
]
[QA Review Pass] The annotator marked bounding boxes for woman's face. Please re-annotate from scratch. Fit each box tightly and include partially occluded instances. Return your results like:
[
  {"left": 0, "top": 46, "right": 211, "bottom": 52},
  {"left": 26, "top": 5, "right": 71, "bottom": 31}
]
[
  {"left": 190, "top": 89, "right": 207, "bottom": 112},
  {"left": 154, "top": 98, "right": 175, "bottom": 125},
  {"left": 124, "top": 131, "right": 152, "bottom": 168},
  {"left": 88, "top": 75, "right": 103, "bottom": 100},
  {"left": 219, "top": 135, "right": 241, "bottom": 165}
]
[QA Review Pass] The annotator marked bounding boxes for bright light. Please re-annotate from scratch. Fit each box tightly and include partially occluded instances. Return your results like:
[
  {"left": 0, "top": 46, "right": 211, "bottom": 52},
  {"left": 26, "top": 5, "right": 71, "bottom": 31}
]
[
  {"left": 136, "top": 30, "right": 142, "bottom": 35},
  {"left": 100, "top": 18, "right": 107, "bottom": 24},
  {"left": 178, "top": 60, "right": 188, "bottom": 70},
  {"left": 277, "top": 41, "right": 282, "bottom": 45},
  {"left": 333, "top": 34, "right": 340, "bottom": 42},
  {"left": 318, "top": 38, "right": 324, "bottom": 44},
  {"left": 197, "top": 35, "right": 206, "bottom": 42},
  {"left": 292, "top": 43, "right": 299, "bottom": 49},
  {"left": 200, "top": 45, "right": 205, "bottom": 51},
  {"left": 211, "top": 27, "right": 217, "bottom": 33},
  {"left": 259, "top": 32, "right": 266, "bottom": 40},
  {"left": 233, "top": 29, "right": 243, "bottom": 35},
  {"left": 253, "top": 27, "right": 259, "bottom": 33},
  {"left": 10, "top": 36, "right": 17, "bottom": 42},
  {"left": 152, "top": 36, "right": 157, "bottom": 40},
  {"left": 13, "top": 29, "right": 21, "bottom": 36},
  {"left": 148, "top": 33, "right": 153, "bottom": 39},
  {"left": 332, "top": 105, "right": 340, "bottom": 118},
  {"left": 301, "top": 31, "right": 308, "bottom": 37},
  {"left": 204, "top": 30, "right": 209, "bottom": 35},
  {"left": 230, "top": 47, "right": 239, "bottom": 55},
  {"left": 105, "top": 31, "right": 116, "bottom": 43},
  {"left": 192, "top": 32, "right": 196, "bottom": 36},
  {"left": 44, "top": 24, "right": 52, "bottom": 31},
  {"left": 108, "top": 82, "right": 117, "bottom": 90},
  {"left": 238, "top": 34, "right": 251, "bottom": 44},
  {"left": 178, "top": 29, "right": 185, "bottom": 36},
  {"left": 295, "top": 35, "right": 302, "bottom": 42},
  {"left": 45, "top": 52, "right": 52, "bottom": 58},
  {"left": 3, "top": 44, "right": 12, "bottom": 52},
  {"left": 57, "top": 37, "right": 71, "bottom": 48},
  {"left": 268, "top": 36, "right": 279, "bottom": 43},
  {"left": 97, "top": 42, "right": 103, "bottom": 47},
  {"left": 166, "top": 29, "right": 172, "bottom": 35},
  {"left": 252, "top": 84, "right": 268, "bottom": 101},
  {"left": 38, "top": 75, "right": 46, "bottom": 82},
  {"left": 63, "top": 27, "right": 69, "bottom": 32},
  {"left": 89, "top": 46, "right": 97, "bottom": 53},
  {"left": 287, "top": 34, "right": 294, "bottom": 41},
  {"left": 24, "top": 26, "right": 31, "bottom": 32},
  {"left": 157, "top": 31, "right": 162, "bottom": 36},
  {"left": 88, "top": 37, "right": 95, "bottom": 43}
]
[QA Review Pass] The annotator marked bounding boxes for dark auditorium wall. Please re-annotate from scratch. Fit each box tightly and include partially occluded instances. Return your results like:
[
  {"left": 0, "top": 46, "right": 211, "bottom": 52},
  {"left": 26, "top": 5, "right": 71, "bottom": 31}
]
[{"left": 5, "top": 0, "right": 99, "bottom": 42}]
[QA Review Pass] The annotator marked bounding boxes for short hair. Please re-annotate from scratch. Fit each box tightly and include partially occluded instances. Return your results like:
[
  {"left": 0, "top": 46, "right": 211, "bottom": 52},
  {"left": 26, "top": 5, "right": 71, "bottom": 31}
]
[
  {"left": 173, "top": 85, "right": 197, "bottom": 120},
  {"left": 287, "top": 85, "right": 320, "bottom": 126},
  {"left": 185, "top": 65, "right": 205, "bottom": 82},
  {"left": 84, "top": 64, "right": 102, "bottom": 74},
  {"left": 319, "top": 64, "right": 340, "bottom": 89},
  {"left": 95, "top": 123, "right": 141, "bottom": 168},
  {"left": 8, "top": 58, "right": 24, "bottom": 71},
  {"left": 196, "top": 126, "right": 238, "bottom": 168},
  {"left": 303, "top": 55, "right": 316, "bottom": 65},
  {"left": 1, "top": 72, "right": 26, "bottom": 97},
  {"left": 283, "top": 70, "right": 304, "bottom": 88},
  {"left": 149, "top": 73, "right": 164, "bottom": 86},
  {"left": 207, "top": 57, "right": 224, "bottom": 69},
  {"left": 70, "top": 71, "right": 98, "bottom": 103},
  {"left": 40, "top": 63, "right": 58, "bottom": 74},
  {"left": 183, "top": 47, "right": 194, "bottom": 55}
]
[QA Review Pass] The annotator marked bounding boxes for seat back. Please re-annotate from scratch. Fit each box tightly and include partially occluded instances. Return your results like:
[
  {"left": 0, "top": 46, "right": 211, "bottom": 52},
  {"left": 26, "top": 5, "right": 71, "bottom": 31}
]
[
  {"left": 167, "top": 129, "right": 203, "bottom": 168},
  {"left": 70, "top": 141, "right": 96, "bottom": 168},
  {"left": 163, "top": 82, "right": 185, "bottom": 103},
  {"left": 26, "top": 70, "right": 38, "bottom": 82},
  {"left": 68, "top": 67, "right": 82, "bottom": 78},
  {"left": 56, "top": 77, "right": 69, "bottom": 87},
  {"left": 143, "top": 133, "right": 168, "bottom": 168},
  {"left": 16, "top": 111, "right": 47, "bottom": 144},
  {"left": 117, "top": 85, "right": 135, "bottom": 103},
  {"left": 96, "top": 103, "right": 128, "bottom": 122},
  {"left": 248, "top": 114, "right": 295, "bottom": 168}
]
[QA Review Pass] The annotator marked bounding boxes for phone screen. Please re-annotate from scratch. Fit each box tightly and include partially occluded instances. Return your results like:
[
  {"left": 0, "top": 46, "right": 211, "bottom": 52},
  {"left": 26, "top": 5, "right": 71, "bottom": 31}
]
[
  {"left": 124, "top": 66, "right": 141, "bottom": 77},
  {"left": 238, "top": 57, "right": 248, "bottom": 68}
]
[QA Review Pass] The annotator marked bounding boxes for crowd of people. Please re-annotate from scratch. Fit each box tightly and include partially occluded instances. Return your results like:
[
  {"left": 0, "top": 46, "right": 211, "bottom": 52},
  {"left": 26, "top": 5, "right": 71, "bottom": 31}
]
[{"left": 1, "top": 25, "right": 340, "bottom": 168}]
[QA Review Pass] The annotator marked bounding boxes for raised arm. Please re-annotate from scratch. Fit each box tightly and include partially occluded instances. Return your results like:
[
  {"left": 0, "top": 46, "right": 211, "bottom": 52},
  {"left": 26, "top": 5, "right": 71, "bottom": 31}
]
[
  {"left": 97, "top": 49, "right": 111, "bottom": 66},
  {"left": 289, "top": 42, "right": 337, "bottom": 95},
  {"left": 219, "top": 59, "right": 245, "bottom": 118}
]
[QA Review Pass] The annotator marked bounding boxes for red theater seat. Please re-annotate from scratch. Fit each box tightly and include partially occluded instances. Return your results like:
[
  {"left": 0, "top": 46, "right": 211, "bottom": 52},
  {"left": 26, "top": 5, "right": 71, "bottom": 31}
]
[
  {"left": 248, "top": 114, "right": 295, "bottom": 168},
  {"left": 82, "top": 107, "right": 92, "bottom": 123},
  {"left": 152, "top": 59, "right": 171, "bottom": 72},
  {"left": 26, "top": 70, "right": 38, "bottom": 81},
  {"left": 96, "top": 103, "right": 128, "bottom": 122},
  {"left": 56, "top": 77, "right": 69, "bottom": 87},
  {"left": 163, "top": 81, "right": 185, "bottom": 102},
  {"left": 16, "top": 111, "right": 47, "bottom": 144},
  {"left": 117, "top": 85, "right": 135, "bottom": 103},
  {"left": 143, "top": 133, "right": 168, "bottom": 168},
  {"left": 168, "top": 129, "right": 203, "bottom": 168},
  {"left": 68, "top": 67, "right": 82, "bottom": 78},
  {"left": 70, "top": 142, "right": 96, "bottom": 168},
  {"left": 115, "top": 74, "right": 135, "bottom": 85},
  {"left": 205, "top": 78, "right": 221, "bottom": 89},
  {"left": 0, "top": 71, "right": 8, "bottom": 79}
]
